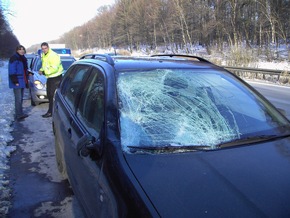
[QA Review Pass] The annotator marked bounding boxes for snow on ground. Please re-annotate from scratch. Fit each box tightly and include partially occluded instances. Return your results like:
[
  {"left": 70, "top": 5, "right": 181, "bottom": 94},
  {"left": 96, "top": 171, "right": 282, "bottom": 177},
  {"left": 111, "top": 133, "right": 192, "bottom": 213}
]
[
  {"left": 257, "top": 60, "right": 290, "bottom": 71},
  {"left": 0, "top": 60, "right": 16, "bottom": 215}
]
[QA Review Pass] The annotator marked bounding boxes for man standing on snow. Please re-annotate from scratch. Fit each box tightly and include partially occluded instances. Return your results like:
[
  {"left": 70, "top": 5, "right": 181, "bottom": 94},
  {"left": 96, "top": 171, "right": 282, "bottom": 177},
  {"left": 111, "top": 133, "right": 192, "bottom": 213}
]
[{"left": 39, "top": 42, "right": 63, "bottom": 118}]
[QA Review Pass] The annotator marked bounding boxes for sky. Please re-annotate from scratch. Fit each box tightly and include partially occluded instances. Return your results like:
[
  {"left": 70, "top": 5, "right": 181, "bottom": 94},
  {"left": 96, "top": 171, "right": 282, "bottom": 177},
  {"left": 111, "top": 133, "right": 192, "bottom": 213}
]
[{"left": 2, "top": 0, "right": 115, "bottom": 47}]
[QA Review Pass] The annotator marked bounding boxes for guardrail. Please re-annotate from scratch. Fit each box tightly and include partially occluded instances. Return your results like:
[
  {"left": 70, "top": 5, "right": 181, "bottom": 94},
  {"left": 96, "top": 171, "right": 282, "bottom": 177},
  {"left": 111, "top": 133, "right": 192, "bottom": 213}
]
[{"left": 223, "top": 66, "right": 288, "bottom": 81}]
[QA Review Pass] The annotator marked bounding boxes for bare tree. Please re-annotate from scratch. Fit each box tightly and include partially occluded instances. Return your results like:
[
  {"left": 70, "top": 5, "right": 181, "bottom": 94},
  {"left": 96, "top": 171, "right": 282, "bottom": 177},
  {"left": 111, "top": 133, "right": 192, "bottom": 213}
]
[
  {"left": 113, "top": 0, "right": 136, "bottom": 52},
  {"left": 52, "top": 0, "right": 289, "bottom": 60},
  {"left": 0, "top": 7, "right": 19, "bottom": 57}
]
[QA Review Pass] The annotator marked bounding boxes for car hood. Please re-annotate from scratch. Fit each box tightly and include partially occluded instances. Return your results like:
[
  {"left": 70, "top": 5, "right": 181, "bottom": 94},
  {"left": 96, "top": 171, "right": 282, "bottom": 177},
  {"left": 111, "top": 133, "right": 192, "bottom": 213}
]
[{"left": 124, "top": 137, "right": 290, "bottom": 217}]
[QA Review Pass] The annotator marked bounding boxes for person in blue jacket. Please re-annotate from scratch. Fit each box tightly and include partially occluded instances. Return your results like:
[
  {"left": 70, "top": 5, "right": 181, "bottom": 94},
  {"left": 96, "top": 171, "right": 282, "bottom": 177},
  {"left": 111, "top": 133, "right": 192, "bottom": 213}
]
[{"left": 8, "top": 45, "right": 29, "bottom": 121}]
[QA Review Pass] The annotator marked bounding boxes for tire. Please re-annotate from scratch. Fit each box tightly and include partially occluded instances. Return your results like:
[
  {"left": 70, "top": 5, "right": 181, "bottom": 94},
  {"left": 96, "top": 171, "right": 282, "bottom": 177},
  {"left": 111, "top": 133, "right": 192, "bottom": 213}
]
[
  {"left": 31, "top": 97, "right": 36, "bottom": 106},
  {"left": 29, "top": 89, "right": 38, "bottom": 106},
  {"left": 54, "top": 134, "right": 68, "bottom": 179}
]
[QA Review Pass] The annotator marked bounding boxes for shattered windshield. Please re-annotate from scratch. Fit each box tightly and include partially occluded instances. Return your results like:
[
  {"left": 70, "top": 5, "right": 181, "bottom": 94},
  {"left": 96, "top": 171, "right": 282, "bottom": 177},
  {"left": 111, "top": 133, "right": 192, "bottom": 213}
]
[{"left": 117, "top": 69, "right": 289, "bottom": 153}]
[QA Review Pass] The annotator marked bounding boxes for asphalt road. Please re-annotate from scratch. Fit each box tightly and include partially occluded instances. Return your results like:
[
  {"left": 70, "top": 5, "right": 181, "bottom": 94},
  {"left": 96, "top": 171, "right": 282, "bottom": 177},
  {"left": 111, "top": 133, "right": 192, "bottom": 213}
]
[
  {"left": 247, "top": 80, "right": 290, "bottom": 119},
  {"left": 8, "top": 90, "right": 85, "bottom": 218}
]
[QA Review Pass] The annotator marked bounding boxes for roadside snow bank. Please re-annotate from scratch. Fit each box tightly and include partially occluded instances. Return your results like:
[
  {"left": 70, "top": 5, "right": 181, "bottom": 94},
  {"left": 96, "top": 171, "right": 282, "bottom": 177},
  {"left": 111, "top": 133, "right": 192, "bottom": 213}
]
[
  {"left": 0, "top": 60, "right": 16, "bottom": 216},
  {"left": 257, "top": 60, "right": 290, "bottom": 71}
]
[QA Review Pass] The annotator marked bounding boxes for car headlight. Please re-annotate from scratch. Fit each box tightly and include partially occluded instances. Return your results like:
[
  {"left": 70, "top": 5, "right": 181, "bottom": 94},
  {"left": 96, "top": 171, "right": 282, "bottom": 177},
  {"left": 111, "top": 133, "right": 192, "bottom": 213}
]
[{"left": 34, "top": 80, "right": 44, "bottom": 89}]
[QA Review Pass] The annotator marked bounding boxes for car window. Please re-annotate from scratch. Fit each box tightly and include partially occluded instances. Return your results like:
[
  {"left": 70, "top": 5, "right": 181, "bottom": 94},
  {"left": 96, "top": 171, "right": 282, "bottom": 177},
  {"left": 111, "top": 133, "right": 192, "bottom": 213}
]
[
  {"left": 29, "top": 57, "right": 41, "bottom": 71},
  {"left": 117, "top": 69, "right": 290, "bottom": 151},
  {"left": 30, "top": 58, "right": 38, "bottom": 70},
  {"left": 77, "top": 67, "right": 105, "bottom": 135},
  {"left": 62, "top": 59, "right": 75, "bottom": 70},
  {"left": 61, "top": 65, "right": 91, "bottom": 110},
  {"left": 26, "top": 57, "right": 34, "bottom": 68},
  {"left": 36, "top": 59, "right": 42, "bottom": 71}
]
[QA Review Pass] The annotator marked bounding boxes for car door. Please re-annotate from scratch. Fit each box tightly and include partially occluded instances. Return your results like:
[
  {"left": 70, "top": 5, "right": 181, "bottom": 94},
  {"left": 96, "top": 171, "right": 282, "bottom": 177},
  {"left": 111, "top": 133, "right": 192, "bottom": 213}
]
[
  {"left": 54, "top": 63, "right": 95, "bottom": 209},
  {"left": 68, "top": 66, "right": 117, "bottom": 217}
]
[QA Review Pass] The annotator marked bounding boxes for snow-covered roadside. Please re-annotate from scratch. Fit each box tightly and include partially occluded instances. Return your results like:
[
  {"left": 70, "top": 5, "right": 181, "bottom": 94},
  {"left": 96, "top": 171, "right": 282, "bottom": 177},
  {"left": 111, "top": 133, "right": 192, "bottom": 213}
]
[
  {"left": 257, "top": 60, "right": 290, "bottom": 71},
  {"left": 0, "top": 60, "right": 17, "bottom": 215}
]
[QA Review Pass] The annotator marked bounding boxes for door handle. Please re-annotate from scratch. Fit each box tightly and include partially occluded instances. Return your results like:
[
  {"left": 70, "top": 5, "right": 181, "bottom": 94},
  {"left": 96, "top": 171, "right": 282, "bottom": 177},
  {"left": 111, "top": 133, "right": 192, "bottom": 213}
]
[{"left": 67, "top": 128, "right": 72, "bottom": 138}]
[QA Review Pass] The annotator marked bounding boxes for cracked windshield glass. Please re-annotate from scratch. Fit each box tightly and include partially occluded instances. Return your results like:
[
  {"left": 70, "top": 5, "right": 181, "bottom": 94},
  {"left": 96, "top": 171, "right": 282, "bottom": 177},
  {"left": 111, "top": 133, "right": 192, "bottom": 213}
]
[{"left": 117, "top": 69, "right": 290, "bottom": 152}]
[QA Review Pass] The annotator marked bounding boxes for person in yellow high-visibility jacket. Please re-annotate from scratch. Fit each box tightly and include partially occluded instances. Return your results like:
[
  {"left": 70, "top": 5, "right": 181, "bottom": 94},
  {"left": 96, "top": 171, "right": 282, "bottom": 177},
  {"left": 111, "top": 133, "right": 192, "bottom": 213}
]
[{"left": 39, "top": 42, "right": 63, "bottom": 118}]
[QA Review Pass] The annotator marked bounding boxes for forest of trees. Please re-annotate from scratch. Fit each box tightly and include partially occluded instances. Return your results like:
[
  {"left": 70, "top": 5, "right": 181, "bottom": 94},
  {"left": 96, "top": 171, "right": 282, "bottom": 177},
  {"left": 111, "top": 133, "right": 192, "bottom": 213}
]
[
  {"left": 1, "top": 0, "right": 290, "bottom": 60},
  {"left": 0, "top": 7, "right": 19, "bottom": 58},
  {"left": 55, "top": 0, "right": 289, "bottom": 60}
]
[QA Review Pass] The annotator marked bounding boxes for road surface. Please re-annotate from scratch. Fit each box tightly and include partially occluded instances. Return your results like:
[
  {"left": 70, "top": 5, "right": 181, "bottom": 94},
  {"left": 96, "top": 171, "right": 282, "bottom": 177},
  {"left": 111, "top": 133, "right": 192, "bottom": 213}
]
[
  {"left": 8, "top": 90, "right": 85, "bottom": 217},
  {"left": 247, "top": 80, "right": 290, "bottom": 119}
]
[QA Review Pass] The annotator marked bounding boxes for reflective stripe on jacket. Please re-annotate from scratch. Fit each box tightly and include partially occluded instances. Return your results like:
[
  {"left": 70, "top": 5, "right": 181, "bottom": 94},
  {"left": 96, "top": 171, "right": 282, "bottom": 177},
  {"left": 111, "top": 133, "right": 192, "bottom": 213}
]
[{"left": 40, "top": 49, "right": 63, "bottom": 78}]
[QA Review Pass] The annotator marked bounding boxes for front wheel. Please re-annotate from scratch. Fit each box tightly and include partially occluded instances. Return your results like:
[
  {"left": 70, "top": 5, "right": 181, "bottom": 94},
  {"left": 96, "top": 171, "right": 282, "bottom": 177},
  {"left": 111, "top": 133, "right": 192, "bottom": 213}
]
[
  {"left": 31, "top": 97, "right": 36, "bottom": 106},
  {"left": 29, "top": 89, "right": 38, "bottom": 106},
  {"left": 54, "top": 134, "right": 68, "bottom": 179}
]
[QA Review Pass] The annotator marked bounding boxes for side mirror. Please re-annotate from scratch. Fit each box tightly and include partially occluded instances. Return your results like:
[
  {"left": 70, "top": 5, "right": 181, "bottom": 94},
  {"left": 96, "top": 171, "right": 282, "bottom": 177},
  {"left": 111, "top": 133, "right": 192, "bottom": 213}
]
[{"left": 76, "top": 133, "right": 102, "bottom": 158}]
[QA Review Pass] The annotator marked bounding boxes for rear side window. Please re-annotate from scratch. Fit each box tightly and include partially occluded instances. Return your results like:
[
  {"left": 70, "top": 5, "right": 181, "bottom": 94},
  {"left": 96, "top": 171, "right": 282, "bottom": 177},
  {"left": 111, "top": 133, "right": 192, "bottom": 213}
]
[
  {"left": 77, "top": 67, "right": 105, "bottom": 134},
  {"left": 60, "top": 65, "right": 91, "bottom": 110},
  {"left": 30, "top": 57, "right": 41, "bottom": 71}
]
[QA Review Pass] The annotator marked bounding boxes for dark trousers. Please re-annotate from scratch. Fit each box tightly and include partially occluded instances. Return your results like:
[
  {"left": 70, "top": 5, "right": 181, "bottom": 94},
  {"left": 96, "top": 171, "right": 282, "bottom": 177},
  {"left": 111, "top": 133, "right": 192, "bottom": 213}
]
[
  {"left": 13, "top": 88, "right": 24, "bottom": 118},
  {"left": 46, "top": 75, "right": 62, "bottom": 113}
]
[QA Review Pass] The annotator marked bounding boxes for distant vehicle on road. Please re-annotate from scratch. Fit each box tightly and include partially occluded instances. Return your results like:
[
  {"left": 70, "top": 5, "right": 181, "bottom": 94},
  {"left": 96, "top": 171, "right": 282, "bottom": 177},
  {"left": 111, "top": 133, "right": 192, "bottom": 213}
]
[
  {"left": 53, "top": 54, "right": 290, "bottom": 217},
  {"left": 28, "top": 55, "right": 76, "bottom": 106}
]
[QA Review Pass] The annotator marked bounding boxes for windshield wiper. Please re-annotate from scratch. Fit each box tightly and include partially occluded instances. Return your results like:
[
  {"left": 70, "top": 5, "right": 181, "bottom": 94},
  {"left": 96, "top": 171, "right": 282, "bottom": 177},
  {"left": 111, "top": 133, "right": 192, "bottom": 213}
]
[
  {"left": 218, "top": 134, "right": 290, "bottom": 148},
  {"left": 127, "top": 145, "right": 212, "bottom": 153}
]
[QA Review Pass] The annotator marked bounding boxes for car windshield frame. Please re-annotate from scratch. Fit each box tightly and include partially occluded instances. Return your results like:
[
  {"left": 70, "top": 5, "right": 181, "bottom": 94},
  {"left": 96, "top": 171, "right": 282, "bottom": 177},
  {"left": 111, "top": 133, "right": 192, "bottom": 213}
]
[{"left": 116, "top": 68, "right": 290, "bottom": 153}]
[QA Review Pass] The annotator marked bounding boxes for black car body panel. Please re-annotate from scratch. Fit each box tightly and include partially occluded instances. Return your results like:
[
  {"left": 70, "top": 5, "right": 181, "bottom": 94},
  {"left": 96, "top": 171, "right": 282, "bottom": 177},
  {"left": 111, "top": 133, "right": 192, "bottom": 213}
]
[
  {"left": 52, "top": 54, "right": 290, "bottom": 217},
  {"left": 125, "top": 138, "right": 290, "bottom": 217}
]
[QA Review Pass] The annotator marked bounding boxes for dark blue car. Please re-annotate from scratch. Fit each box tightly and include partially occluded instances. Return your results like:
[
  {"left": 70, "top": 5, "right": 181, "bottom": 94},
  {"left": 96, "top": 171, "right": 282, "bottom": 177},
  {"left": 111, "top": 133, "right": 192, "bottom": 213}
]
[{"left": 52, "top": 54, "right": 290, "bottom": 217}]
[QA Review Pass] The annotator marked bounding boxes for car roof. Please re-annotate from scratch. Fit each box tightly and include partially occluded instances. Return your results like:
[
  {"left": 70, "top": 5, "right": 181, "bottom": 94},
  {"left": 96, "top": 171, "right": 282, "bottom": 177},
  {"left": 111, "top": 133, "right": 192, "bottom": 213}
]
[
  {"left": 114, "top": 56, "right": 217, "bottom": 71},
  {"left": 76, "top": 54, "right": 221, "bottom": 72}
]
